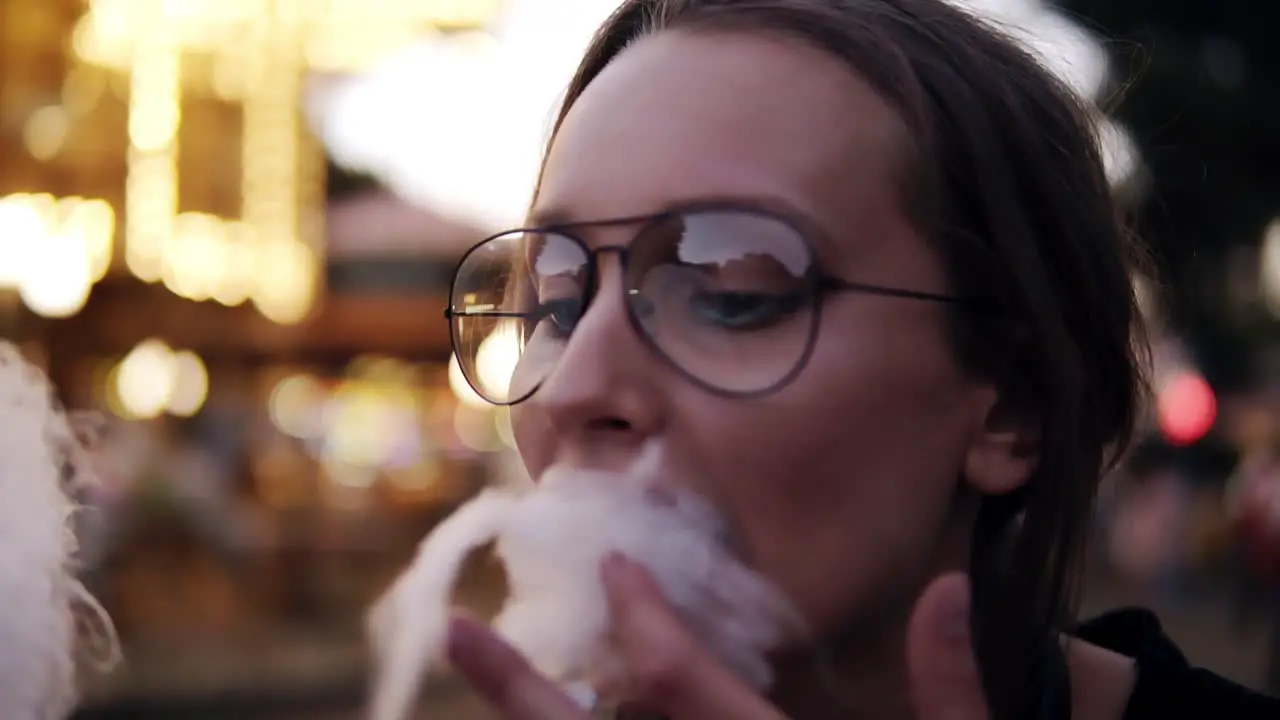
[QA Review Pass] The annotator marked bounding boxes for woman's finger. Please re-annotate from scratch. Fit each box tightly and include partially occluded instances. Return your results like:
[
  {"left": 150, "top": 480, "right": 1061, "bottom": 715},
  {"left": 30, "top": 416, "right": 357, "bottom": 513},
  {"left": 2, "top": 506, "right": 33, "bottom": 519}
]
[
  {"left": 906, "top": 572, "right": 990, "bottom": 720},
  {"left": 602, "top": 554, "right": 788, "bottom": 719},
  {"left": 446, "top": 614, "right": 591, "bottom": 720}
]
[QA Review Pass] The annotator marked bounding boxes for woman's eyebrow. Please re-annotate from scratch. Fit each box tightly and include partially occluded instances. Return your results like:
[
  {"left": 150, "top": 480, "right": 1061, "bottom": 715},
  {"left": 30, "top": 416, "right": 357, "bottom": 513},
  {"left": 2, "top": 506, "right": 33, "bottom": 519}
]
[
  {"left": 524, "top": 205, "right": 578, "bottom": 229},
  {"left": 526, "top": 192, "right": 823, "bottom": 232}
]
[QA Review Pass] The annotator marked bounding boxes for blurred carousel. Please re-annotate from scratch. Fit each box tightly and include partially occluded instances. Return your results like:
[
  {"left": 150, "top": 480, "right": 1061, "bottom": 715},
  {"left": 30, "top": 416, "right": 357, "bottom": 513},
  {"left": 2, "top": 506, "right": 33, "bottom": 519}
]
[{"left": 0, "top": 0, "right": 528, "bottom": 715}]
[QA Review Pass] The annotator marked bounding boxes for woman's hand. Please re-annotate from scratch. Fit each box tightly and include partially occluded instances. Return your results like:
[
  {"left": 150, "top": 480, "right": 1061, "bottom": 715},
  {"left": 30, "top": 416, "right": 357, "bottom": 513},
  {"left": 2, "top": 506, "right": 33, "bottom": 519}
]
[
  {"left": 904, "top": 573, "right": 990, "bottom": 720},
  {"left": 447, "top": 556, "right": 989, "bottom": 719}
]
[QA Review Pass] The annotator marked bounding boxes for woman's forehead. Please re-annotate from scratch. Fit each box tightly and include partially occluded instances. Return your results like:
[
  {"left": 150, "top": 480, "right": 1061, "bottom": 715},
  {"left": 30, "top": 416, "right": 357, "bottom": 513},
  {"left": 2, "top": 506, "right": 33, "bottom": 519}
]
[{"left": 535, "top": 28, "right": 912, "bottom": 237}]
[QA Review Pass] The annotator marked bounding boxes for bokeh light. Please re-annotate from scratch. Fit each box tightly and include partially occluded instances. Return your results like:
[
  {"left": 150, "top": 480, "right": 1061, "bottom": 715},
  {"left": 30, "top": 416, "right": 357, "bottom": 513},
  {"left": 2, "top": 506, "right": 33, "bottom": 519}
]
[{"left": 1158, "top": 372, "right": 1218, "bottom": 446}]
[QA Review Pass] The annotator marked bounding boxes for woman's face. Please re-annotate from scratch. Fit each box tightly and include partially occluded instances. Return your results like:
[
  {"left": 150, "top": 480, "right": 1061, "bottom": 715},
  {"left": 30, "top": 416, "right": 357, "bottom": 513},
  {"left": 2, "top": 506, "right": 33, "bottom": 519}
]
[{"left": 511, "top": 29, "right": 1032, "bottom": 639}]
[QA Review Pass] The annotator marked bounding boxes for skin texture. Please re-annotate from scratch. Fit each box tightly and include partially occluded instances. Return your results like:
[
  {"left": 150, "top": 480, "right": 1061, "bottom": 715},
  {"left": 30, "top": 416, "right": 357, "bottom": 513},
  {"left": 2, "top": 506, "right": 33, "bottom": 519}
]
[{"left": 470, "top": 29, "right": 1136, "bottom": 719}]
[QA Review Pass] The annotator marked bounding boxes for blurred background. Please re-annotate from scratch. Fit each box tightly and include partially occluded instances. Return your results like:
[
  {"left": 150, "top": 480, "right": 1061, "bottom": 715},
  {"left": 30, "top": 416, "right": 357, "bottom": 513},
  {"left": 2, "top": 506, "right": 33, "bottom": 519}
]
[{"left": 0, "top": 0, "right": 1277, "bottom": 717}]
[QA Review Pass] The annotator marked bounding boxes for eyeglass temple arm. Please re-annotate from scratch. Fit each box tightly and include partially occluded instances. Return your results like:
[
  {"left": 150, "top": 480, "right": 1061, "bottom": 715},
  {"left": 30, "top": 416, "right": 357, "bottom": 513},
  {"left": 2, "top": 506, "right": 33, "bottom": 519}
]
[
  {"left": 440, "top": 282, "right": 988, "bottom": 319},
  {"left": 818, "top": 277, "right": 992, "bottom": 311}
]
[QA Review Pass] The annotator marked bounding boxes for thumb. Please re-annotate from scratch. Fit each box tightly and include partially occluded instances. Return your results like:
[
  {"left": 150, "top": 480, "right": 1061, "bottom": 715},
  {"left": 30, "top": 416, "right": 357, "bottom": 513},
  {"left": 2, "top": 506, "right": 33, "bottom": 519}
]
[{"left": 906, "top": 572, "right": 990, "bottom": 720}]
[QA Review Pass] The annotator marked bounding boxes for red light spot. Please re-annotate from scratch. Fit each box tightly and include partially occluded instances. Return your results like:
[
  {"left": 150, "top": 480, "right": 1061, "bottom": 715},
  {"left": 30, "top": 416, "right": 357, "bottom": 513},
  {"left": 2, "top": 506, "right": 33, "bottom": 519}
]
[{"left": 1157, "top": 373, "right": 1217, "bottom": 446}]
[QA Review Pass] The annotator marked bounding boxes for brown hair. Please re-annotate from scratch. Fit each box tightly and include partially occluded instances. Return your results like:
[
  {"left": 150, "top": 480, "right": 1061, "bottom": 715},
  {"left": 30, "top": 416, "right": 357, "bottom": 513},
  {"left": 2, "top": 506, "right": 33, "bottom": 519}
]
[{"left": 536, "top": 0, "right": 1151, "bottom": 716}]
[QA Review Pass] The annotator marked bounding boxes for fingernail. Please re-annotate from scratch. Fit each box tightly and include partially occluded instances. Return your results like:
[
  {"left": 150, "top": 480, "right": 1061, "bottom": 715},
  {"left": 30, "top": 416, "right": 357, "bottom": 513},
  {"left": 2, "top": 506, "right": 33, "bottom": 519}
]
[{"left": 942, "top": 577, "right": 972, "bottom": 645}]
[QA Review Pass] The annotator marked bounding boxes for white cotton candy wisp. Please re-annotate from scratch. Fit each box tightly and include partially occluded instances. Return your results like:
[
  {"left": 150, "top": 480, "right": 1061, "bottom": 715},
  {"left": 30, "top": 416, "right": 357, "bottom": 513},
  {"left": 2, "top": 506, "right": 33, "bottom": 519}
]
[
  {"left": 367, "top": 441, "right": 802, "bottom": 720},
  {"left": 0, "top": 343, "right": 120, "bottom": 720}
]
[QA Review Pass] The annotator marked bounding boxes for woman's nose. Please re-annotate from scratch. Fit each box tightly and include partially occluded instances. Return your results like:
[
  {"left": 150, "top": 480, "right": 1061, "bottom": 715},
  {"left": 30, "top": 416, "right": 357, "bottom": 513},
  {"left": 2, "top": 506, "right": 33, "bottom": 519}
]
[{"left": 529, "top": 267, "right": 666, "bottom": 453}]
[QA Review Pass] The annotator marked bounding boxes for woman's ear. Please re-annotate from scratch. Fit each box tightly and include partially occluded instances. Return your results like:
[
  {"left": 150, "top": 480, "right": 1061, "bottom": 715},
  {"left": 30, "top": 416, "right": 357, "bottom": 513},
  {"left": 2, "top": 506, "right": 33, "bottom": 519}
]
[{"left": 962, "top": 386, "right": 1040, "bottom": 495}]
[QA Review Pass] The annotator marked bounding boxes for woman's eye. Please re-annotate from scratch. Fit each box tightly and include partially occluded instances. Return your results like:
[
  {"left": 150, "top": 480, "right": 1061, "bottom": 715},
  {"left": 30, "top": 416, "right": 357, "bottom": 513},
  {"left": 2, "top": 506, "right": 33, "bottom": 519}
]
[
  {"left": 533, "top": 297, "right": 583, "bottom": 335},
  {"left": 688, "top": 291, "right": 803, "bottom": 330}
]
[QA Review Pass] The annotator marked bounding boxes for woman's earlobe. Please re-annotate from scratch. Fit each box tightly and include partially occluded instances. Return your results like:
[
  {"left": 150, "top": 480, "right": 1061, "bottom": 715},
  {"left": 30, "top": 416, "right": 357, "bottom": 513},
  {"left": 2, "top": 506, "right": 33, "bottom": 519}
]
[
  {"left": 963, "top": 432, "right": 1039, "bottom": 495},
  {"left": 963, "top": 389, "right": 1040, "bottom": 495}
]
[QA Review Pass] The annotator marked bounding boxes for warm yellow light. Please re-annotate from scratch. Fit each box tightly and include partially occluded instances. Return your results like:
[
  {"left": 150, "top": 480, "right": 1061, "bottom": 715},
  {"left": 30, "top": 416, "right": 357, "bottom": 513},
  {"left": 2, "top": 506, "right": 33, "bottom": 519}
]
[
  {"left": 124, "top": 158, "right": 176, "bottom": 285},
  {"left": 475, "top": 323, "right": 522, "bottom": 399},
  {"left": 324, "top": 385, "right": 399, "bottom": 468},
  {"left": 162, "top": 212, "right": 229, "bottom": 302},
  {"left": 0, "top": 194, "right": 115, "bottom": 317},
  {"left": 23, "top": 106, "right": 71, "bottom": 161},
  {"left": 210, "top": 222, "right": 255, "bottom": 306},
  {"left": 20, "top": 228, "right": 94, "bottom": 319},
  {"left": 115, "top": 339, "right": 178, "bottom": 419},
  {"left": 72, "top": 0, "right": 501, "bottom": 75},
  {"left": 63, "top": 198, "right": 116, "bottom": 281},
  {"left": 0, "top": 195, "right": 47, "bottom": 288},
  {"left": 387, "top": 458, "right": 443, "bottom": 493},
  {"left": 448, "top": 353, "right": 488, "bottom": 408},
  {"left": 453, "top": 403, "right": 499, "bottom": 452},
  {"left": 252, "top": 241, "right": 317, "bottom": 324},
  {"left": 495, "top": 406, "right": 516, "bottom": 449},
  {"left": 167, "top": 350, "right": 209, "bottom": 417},
  {"left": 323, "top": 459, "right": 379, "bottom": 490},
  {"left": 75, "top": 0, "right": 402, "bottom": 315},
  {"left": 101, "top": 362, "right": 129, "bottom": 418},
  {"left": 62, "top": 66, "right": 108, "bottom": 115},
  {"left": 124, "top": 26, "right": 181, "bottom": 284},
  {"left": 268, "top": 374, "right": 325, "bottom": 438},
  {"left": 127, "top": 44, "right": 182, "bottom": 152}
]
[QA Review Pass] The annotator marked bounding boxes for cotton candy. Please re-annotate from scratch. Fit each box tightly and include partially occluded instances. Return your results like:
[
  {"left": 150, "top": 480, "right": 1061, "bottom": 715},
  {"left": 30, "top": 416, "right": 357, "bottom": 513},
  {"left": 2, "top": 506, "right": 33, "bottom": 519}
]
[
  {"left": 367, "top": 441, "right": 800, "bottom": 720},
  {"left": 0, "top": 343, "right": 120, "bottom": 720}
]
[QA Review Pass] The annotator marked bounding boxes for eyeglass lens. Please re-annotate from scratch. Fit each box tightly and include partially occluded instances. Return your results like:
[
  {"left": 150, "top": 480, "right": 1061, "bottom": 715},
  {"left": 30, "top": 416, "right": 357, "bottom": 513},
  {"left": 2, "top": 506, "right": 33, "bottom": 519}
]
[{"left": 449, "top": 209, "right": 820, "bottom": 404}]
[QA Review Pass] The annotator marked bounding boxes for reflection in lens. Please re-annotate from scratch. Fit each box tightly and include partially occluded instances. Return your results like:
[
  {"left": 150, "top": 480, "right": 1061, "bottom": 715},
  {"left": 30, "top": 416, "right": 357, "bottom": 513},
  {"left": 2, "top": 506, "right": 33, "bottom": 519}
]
[
  {"left": 475, "top": 322, "right": 523, "bottom": 400},
  {"left": 451, "top": 229, "right": 589, "bottom": 404},
  {"left": 533, "top": 235, "right": 588, "bottom": 277},
  {"left": 448, "top": 353, "right": 488, "bottom": 408},
  {"left": 677, "top": 213, "right": 809, "bottom": 276},
  {"left": 628, "top": 210, "right": 816, "bottom": 395},
  {"left": 451, "top": 210, "right": 823, "bottom": 401}
]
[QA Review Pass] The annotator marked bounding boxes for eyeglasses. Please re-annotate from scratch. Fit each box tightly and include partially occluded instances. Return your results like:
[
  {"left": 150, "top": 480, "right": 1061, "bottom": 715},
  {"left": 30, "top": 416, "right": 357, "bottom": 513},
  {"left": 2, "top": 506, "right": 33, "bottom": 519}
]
[{"left": 446, "top": 204, "right": 974, "bottom": 406}]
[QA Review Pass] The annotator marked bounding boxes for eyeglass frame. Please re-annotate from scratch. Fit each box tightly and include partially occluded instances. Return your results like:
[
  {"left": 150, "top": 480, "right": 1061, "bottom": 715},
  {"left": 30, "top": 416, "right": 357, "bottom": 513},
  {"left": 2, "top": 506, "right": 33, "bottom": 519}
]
[{"left": 443, "top": 201, "right": 989, "bottom": 406}]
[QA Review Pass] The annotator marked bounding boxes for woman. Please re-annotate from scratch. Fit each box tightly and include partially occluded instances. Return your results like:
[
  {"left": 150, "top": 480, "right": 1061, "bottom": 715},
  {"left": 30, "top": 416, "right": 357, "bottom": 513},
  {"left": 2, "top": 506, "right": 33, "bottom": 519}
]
[{"left": 440, "top": 0, "right": 1280, "bottom": 717}]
